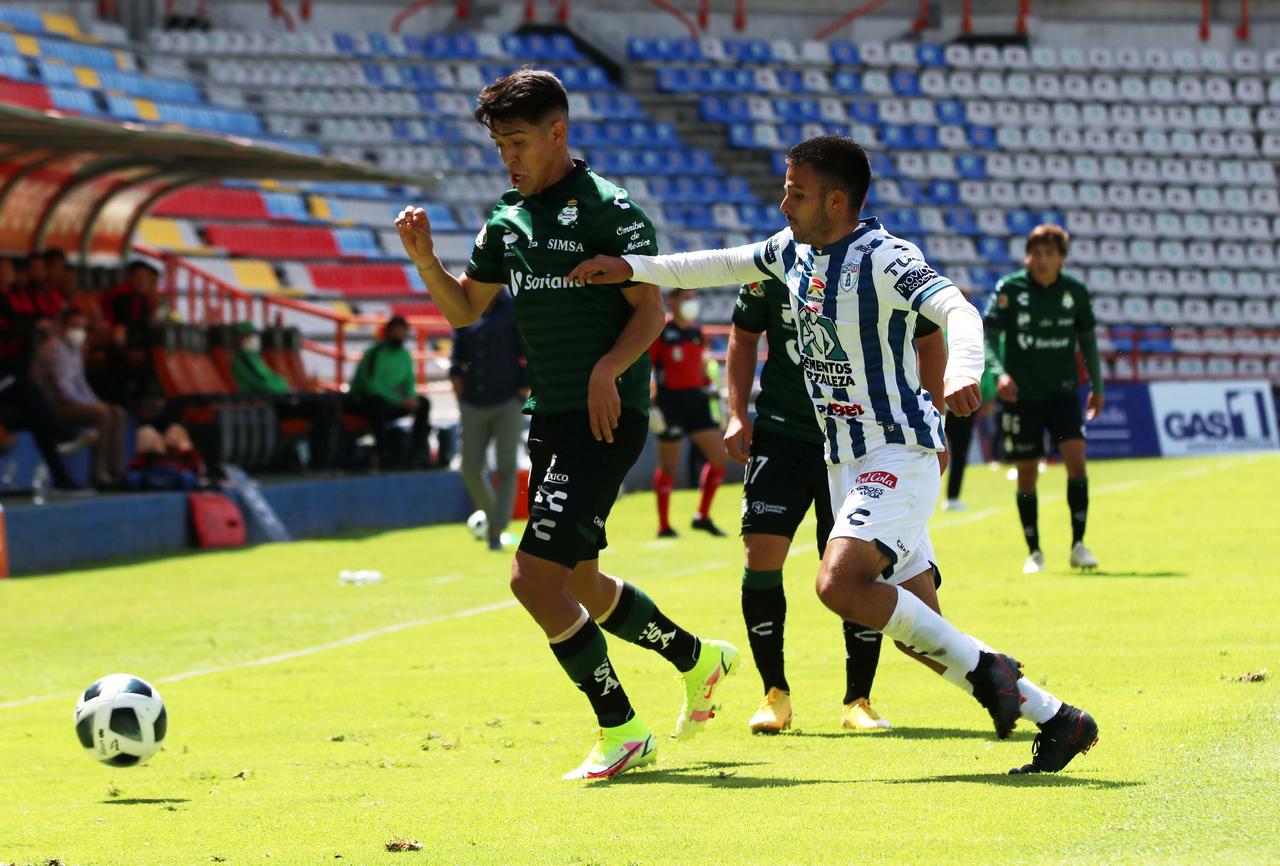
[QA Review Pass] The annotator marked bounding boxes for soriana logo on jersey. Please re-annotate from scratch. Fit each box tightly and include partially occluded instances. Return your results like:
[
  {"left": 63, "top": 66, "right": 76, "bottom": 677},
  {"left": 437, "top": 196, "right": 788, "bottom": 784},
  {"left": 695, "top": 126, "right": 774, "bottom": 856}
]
[{"left": 855, "top": 471, "right": 898, "bottom": 488}]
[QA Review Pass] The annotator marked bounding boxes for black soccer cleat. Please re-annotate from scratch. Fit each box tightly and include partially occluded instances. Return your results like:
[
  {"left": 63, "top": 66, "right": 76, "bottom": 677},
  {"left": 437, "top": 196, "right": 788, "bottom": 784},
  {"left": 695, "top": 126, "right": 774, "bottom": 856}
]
[
  {"left": 966, "top": 651, "right": 1024, "bottom": 739},
  {"left": 690, "top": 516, "right": 726, "bottom": 537},
  {"left": 657, "top": 526, "right": 679, "bottom": 539},
  {"left": 1009, "top": 704, "right": 1099, "bottom": 774}
]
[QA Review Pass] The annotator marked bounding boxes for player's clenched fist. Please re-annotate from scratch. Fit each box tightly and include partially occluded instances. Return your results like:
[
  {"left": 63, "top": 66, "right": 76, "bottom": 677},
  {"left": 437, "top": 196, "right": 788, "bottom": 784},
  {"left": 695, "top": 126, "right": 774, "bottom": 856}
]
[
  {"left": 395, "top": 206, "right": 435, "bottom": 266},
  {"left": 944, "top": 377, "right": 982, "bottom": 417}
]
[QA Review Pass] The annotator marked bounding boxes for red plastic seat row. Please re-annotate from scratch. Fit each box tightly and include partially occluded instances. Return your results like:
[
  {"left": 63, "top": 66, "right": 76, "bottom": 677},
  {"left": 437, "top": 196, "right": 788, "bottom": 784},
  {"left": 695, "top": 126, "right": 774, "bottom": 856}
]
[
  {"left": 0, "top": 78, "right": 52, "bottom": 110},
  {"left": 205, "top": 224, "right": 340, "bottom": 258},
  {"left": 308, "top": 264, "right": 413, "bottom": 296},
  {"left": 153, "top": 186, "right": 271, "bottom": 220}
]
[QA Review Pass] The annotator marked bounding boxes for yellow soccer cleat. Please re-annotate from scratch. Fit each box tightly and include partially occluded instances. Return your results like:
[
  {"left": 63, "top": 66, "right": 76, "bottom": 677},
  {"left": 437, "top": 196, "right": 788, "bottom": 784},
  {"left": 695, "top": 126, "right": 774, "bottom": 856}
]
[
  {"left": 748, "top": 687, "right": 792, "bottom": 734},
  {"left": 562, "top": 717, "right": 657, "bottom": 781},
  {"left": 841, "top": 697, "right": 891, "bottom": 732},
  {"left": 672, "top": 639, "right": 738, "bottom": 740}
]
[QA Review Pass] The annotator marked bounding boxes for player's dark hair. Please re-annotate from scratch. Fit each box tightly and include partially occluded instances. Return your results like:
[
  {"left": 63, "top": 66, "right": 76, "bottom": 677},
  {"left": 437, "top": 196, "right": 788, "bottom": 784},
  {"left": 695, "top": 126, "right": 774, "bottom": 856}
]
[
  {"left": 785, "top": 135, "right": 871, "bottom": 214},
  {"left": 474, "top": 66, "right": 569, "bottom": 129},
  {"left": 1026, "top": 224, "right": 1070, "bottom": 257}
]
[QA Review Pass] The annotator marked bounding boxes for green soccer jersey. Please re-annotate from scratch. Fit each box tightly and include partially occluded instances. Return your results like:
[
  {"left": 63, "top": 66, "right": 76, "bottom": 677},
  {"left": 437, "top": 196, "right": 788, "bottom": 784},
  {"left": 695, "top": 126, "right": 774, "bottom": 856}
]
[
  {"left": 732, "top": 278, "right": 939, "bottom": 445},
  {"left": 983, "top": 269, "right": 1097, "bottom": 399},
  {"left": 464, "top": 160, "right": 659, "bottom": 416}
]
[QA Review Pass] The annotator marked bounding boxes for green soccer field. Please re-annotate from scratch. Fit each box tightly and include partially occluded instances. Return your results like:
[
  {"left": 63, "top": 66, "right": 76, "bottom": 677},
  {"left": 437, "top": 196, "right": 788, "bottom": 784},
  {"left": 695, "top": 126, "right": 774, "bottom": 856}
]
[{"left": 2, "top": 452, "right": 1277, "bottom": 865}]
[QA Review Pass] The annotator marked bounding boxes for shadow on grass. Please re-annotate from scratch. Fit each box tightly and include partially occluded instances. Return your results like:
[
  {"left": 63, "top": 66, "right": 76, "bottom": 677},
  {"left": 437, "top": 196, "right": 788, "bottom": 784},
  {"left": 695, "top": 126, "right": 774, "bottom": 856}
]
[
  {"left": 101, "top": 798, "right": 190, "bottom": 805},
  {"left": 786, "top": 727, "right": 1035, "bottom": 743},
  {"left": 882, "top": 773, "right": 1142, "bottom": 789},
  {"left": 607, "top": 759, "right": 848, "bottom": 790},
  {"left": 1071, "top": 570, "right": 1187, "bottom": 579}
]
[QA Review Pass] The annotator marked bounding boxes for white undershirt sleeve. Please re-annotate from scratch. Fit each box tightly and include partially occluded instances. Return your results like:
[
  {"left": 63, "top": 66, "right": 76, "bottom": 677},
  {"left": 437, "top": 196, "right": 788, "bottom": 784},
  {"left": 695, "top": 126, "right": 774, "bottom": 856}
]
[
  {"left": 622, "top": 244, "right": 767, "bottom": 290},
  {"left": 919, "top": 285, "right": 985, "bottom": 385}
]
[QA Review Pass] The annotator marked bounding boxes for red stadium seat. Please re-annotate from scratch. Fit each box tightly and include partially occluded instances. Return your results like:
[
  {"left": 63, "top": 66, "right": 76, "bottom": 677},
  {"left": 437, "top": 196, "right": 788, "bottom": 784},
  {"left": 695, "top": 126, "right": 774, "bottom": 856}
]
[
  {"left": 153, "top": 187, "right": 271, "bottom": 220},
  {"left": 205, "top": 225, "right": 340, "bottom": 258},
  {"left": 307, "top": 264, "right": 413, "bottom": 296},
  {"left": 0, "top": 79, "right": 52, "bottom": 110}
]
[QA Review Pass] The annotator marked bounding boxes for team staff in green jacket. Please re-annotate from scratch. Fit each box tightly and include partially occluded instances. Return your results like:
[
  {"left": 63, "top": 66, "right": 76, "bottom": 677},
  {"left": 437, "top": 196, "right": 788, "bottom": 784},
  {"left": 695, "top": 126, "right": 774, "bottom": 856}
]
[{"left": 347, "top": 315, "right": 431, "bottom": 468}]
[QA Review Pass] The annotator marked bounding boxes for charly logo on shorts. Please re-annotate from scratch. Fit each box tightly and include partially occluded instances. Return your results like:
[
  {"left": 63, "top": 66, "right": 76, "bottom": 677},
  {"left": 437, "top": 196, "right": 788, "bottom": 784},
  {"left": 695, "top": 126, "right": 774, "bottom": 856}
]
[
  {"left": 544, "top": 472, "right": 569, "bottom": 484},
  {"left": 855, "top": 471, "right": 898, "bottom": 488}
]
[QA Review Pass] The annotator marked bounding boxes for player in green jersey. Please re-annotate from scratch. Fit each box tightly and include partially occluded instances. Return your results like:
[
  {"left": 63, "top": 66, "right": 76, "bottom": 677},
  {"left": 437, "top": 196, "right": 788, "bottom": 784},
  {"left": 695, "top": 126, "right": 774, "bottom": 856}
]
[
  {"left": 395, "top": 68, "right": 737, "bottom": 780},
  {"left": 727, "top": 277, "right": 948, "bottom": 733},
  {"left": 983, "top": 224, "right": 1104, "bottom": 574}
]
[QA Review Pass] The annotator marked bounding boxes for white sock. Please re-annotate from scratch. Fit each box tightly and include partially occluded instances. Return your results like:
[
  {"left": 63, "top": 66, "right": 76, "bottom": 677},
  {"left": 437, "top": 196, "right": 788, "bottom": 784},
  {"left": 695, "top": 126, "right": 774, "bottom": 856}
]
[
  {"left": 1016, "top": 678, "right": 1063, "bottom": 725},
  {"left": 881, "top": 586, "right": 980, "bottom": 682}
]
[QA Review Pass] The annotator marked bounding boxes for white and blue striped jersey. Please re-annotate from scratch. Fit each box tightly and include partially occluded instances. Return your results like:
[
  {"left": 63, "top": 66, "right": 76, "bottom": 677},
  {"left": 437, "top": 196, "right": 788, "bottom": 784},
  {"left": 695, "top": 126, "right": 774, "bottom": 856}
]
[
  {"left": 624, "top": 216, "right": 971, "bottom": 466},
  {"left": 750, "top": 218, "right": 949, "bottom": 464}
]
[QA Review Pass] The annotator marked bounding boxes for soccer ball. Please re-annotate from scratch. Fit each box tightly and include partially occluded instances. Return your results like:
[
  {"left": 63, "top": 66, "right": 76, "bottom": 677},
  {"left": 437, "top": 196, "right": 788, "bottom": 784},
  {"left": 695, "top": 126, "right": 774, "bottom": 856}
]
[
  {"left": 73, "top": 674, "right": 167, "bottom": 767},
  {"left": 466, "top": 509, "right": 488, "bottom": 540}
]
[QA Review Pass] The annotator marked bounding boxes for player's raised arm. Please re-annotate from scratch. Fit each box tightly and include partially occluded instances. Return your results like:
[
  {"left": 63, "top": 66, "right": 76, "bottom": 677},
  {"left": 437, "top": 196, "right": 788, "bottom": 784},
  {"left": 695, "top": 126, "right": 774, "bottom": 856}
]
[
  {"left": 396, "top": 206, "right": 501, "bottom": 327},
  {"left": 567, "top": 238, "right": 780, "bottom": 290}
]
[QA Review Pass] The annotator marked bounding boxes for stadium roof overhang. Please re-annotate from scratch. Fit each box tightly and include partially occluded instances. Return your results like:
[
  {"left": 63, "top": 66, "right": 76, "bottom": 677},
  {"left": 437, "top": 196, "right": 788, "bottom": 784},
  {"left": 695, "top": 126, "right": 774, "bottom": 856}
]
[{"left": 0, "top": 103, "right": 434, "bottom": 263}]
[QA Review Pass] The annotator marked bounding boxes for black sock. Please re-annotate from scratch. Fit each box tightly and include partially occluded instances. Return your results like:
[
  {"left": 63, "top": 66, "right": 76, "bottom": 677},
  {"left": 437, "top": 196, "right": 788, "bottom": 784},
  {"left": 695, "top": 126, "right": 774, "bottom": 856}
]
[
  {"left": 1067, "top": 478, "right": 1088, "bottom": 544},
  {"left": 741, "top": 568, "right": 788, "bottom": 693},
  {"left": 842, "top": 620, "right": 883, "bottom": 704},
  {"left": 549, "top": 617, "right": 633, "bottom": 728},
  {"left": 599, "top": 582, "right": 701, "bottom": 673},
  {"left": 1016, "top": 491, "right": 1040, "bottom": 554}
]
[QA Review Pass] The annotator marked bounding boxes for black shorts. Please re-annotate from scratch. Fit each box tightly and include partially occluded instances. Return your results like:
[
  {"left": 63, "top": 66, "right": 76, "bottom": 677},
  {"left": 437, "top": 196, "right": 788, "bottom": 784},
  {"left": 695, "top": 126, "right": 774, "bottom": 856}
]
[
  {"left": 740, "top": 427, "right": 835, "bottom": 555},
  {"left": 997, "top": 394, "right": 1085, "bottom": 461},
  {"left": 520, "top": 409, "right": 647, "bottom": 569},
  {"left": 654, "top": 388, "right": 717, "bottom": 442}
]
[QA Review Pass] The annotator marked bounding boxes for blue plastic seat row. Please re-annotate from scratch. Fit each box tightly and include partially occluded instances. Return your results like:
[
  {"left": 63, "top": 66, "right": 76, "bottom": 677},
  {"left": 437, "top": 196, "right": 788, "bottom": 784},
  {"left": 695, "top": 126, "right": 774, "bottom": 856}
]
[
  {"left": 573, "top": 121, "right": 678, "bottom": 148},
  {"left": 263, "top": 192, "right": 311, "bottom": 221},
  {"left": 628, "top": 37, "right": 947, "bottom": 68},
  {"left": 49, "top": 85, "right": 101, "bottom": 115},
  {"left": 587, "top": 92, "right": 643, "bottom": 120},
  {"left": 968, "top": 267, "right": 1008, "bottom": 291},
  {"left": 401, "top": 34, "right": 479, "bottom": 60},
  {"left": 587, "top": 148, "right": 722, "bottom": 177},
  {"left": 0, "top": 7, "right": 44, "bottom": 33},
  {"left": 481, "top": 63, "right": 611, "bottom": 91},
  {"left": 499, "top": 33, "right": 581, "bottom": 62},
  {"left": 34, "top": 38, "right": 121, "bottom": 72},
  {"left": 1006, "top": 209, "right": 1067, "bottom": 234},
  {"left": 98, "top": 70, "right": 202, "bottom": 103},
  {"left": 645, "top": 176, "right": 755, "bottom": 205},
  {"left": 0, "top": 53, "right": 32, "bottom": 80},
  {"left": 154, "top": 102, "right": 263, "bottom": 136}
]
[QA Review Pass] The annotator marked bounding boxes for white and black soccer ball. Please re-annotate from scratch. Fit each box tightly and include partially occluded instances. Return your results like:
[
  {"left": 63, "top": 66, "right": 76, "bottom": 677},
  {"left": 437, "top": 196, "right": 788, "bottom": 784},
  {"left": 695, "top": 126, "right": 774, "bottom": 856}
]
[
  {"left": 73, "top": 674, "right": 167, "bottom": 767},
  {"left": 466, "top": 509, "right": 488, "bottom": 540}
]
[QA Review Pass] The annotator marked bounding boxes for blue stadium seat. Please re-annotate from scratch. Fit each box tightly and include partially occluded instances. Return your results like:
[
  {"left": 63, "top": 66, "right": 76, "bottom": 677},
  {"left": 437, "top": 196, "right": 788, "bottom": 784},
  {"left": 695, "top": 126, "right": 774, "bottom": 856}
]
[
  {"left": 724, "top": 177, "right": 754, "bottom": 203},
  {"left": 869, "top": 151, "right": 897, "bottom": 178},
  {"left": 334, "top": 228, "right": 379, "bottom": 256},
  {"left": 366, "top": 33, "right": 392, "bottom": 56},
  {"left": 912, "top": 125, "right": 939, "bottom": 149},
  {"left": 105, "top": 94, "right": 138, "bottom": 120},
  {"left": 1035, "top": 209, "right": 1066, "bottom": 227},
  {"left": 967, "top": 125, "right": 998, "bottom": 149},
  {"left": 956, "top": 154, "right": 987, "bottom": 179},
  {"left": 891, "top": 71, "right": 921, "bottom": 97},
  {"left": 898, "top": 179, "right": 926, "bottom": 203},
  {"left": 882, "top": 208, "right": 921, "bottom": 235},
  {"left": 36, "top": 60, "right": 77, "bottom": 86},
  {"left": 929, "top": 180, "right": 960, "bottom": 205},
  {"left": 935, "top": 99, "right": 966, "bottom": 125},
  {"left": 49, "top": 86, "right": 100, "bottom": 115},
  {"left": 264, "top": 193, "right": 310, "bottom": 221},
  {"left": 40, "top": 40, "right": 120, "bottom": 71},
  {"left": 848, "top": 101, "right": 879, "bottom": 123},
  {"left": 771, "top": 152, "right": 789, "bottom": 175},
  {"left": 332, "top": 33, "right": 358, "bottom": 55},
  {"left": 628, "top": 37, "right": 656, "bottom": 61},
  {"left": 1007, "top": 210, "right": 1036, "bottom": 235},
  {"left": 830, "top": 41, "right": 860, "bottom": 65},
  {"left": 726, "top": 39, "right": 771, "bottom": 64},
  {"left": 0, "top": 32, "right": 18, "bottom": 57},
  {"left": 942, "top": 208, "right": 977, "bottom": 235},
  {"left": 0, "top": 7, "right": 43, "bottom": 32},
  {"left": 832, "top": 71, "right": 863, "bottom": 95},
  {"left": 917, "top": 43, "right": 947, "bottom": 67},
  {"left": 881, "top": 125, "right": 914, "bottom": 150},
  {"left": 978, "top": 237, "right": 1010, "bottom": 263},
  {"left": 728, "top": 124, "right": 756, "bottom": 148}
]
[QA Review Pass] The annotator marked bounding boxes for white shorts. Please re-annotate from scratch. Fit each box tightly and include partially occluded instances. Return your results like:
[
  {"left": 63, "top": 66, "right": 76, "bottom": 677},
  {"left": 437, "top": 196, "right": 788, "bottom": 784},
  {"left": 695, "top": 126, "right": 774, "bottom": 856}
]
[{"left": 826, "top": 445, "right": 940, "bottom": 586}]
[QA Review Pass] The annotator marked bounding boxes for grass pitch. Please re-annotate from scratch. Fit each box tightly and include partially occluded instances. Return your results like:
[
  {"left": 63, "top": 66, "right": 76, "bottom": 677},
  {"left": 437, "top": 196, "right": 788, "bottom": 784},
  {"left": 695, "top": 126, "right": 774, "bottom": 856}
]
[{"left": 1, "top": 452, "right": 1277, "bottom": 865}]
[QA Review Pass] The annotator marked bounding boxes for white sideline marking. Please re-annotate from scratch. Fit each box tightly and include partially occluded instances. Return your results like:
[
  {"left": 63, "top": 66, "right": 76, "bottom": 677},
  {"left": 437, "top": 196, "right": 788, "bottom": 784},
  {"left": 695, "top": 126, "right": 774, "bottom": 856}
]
[
  {"left": 3, "top": 455, "right": 1262, "bottom": 712},
  {"left": 0, "top": 599, "right": 518, "bottom": 711}
]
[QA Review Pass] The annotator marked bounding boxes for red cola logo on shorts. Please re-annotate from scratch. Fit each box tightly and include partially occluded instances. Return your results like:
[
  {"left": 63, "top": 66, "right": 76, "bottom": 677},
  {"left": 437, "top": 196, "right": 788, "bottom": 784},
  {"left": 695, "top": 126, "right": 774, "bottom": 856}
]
[{"left": 855, "top": 471, "right": 898, "bottom": 488}]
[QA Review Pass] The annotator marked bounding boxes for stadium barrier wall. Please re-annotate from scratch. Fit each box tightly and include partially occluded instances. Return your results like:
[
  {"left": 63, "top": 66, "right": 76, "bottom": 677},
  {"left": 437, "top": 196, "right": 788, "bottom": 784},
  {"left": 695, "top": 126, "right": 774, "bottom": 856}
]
[{"left": 3, "top": 470, "right": 472, "bottom": 576}]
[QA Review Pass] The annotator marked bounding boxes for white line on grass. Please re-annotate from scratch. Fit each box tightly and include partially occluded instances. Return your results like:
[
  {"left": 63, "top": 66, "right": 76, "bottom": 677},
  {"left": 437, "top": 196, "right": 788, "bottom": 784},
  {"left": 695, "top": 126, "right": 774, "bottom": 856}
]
[{"left": 3, "top": 454, "right": 1263, "bottom": 712}]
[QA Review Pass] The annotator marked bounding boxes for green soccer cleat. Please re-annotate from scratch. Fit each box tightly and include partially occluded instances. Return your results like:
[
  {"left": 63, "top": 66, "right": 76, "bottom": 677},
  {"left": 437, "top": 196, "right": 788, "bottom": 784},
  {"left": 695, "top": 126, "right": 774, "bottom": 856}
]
[
  {"left": 673, "top": 639, "right": 738, "bottom": 740},
  {"left": 561, "top": 717, "right": 656, "bottom": 781}
]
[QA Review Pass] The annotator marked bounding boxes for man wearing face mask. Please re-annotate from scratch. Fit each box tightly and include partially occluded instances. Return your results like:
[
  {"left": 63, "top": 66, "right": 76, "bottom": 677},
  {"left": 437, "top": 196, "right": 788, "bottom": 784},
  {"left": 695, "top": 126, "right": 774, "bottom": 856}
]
[
  {"left": 30, "top": 308, "right": 127, "bottom": 487},
  {"left": 347, "top": 315, "right": 432, "bottom": 469},
  {"left": 648, "top": 288, "right": 729, "bottom": 538}
]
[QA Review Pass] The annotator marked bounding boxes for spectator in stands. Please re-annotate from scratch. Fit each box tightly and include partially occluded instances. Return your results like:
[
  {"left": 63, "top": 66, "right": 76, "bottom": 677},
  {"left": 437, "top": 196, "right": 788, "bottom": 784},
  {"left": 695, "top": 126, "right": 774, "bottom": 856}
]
[
  {"left": 126, "top": 422, "right": 207, "bottom": 491},
  {"left": 98, "top": 260, "right": 161, "bottom": 409},
  {"left": 347, "top": 315, "right": 431, "bottom": 469},
  {"left": 31, "top": 308, "right": 128, "bottom": 488},
  {"left": 42, "top": 249, "right": 77, "bottom": 296},
  {"left": 0, "top": 257, "right": 92, "bottom": 495},
  {"left": 25, "top": 252, "right": 65, "bottom": 331},
  {"left": 230, "top": 322, "right": 341, "bottom": 470},
  {"left": 450, "top": 291, "right": 526, "bottom": 551}
]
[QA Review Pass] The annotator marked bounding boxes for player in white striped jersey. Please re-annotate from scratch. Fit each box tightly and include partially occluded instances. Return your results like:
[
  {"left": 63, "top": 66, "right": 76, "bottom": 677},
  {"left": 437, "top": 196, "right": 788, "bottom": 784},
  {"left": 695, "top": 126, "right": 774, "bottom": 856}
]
[{"left": 569, "top": 136, "right": 1098, "bottom": 774}]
